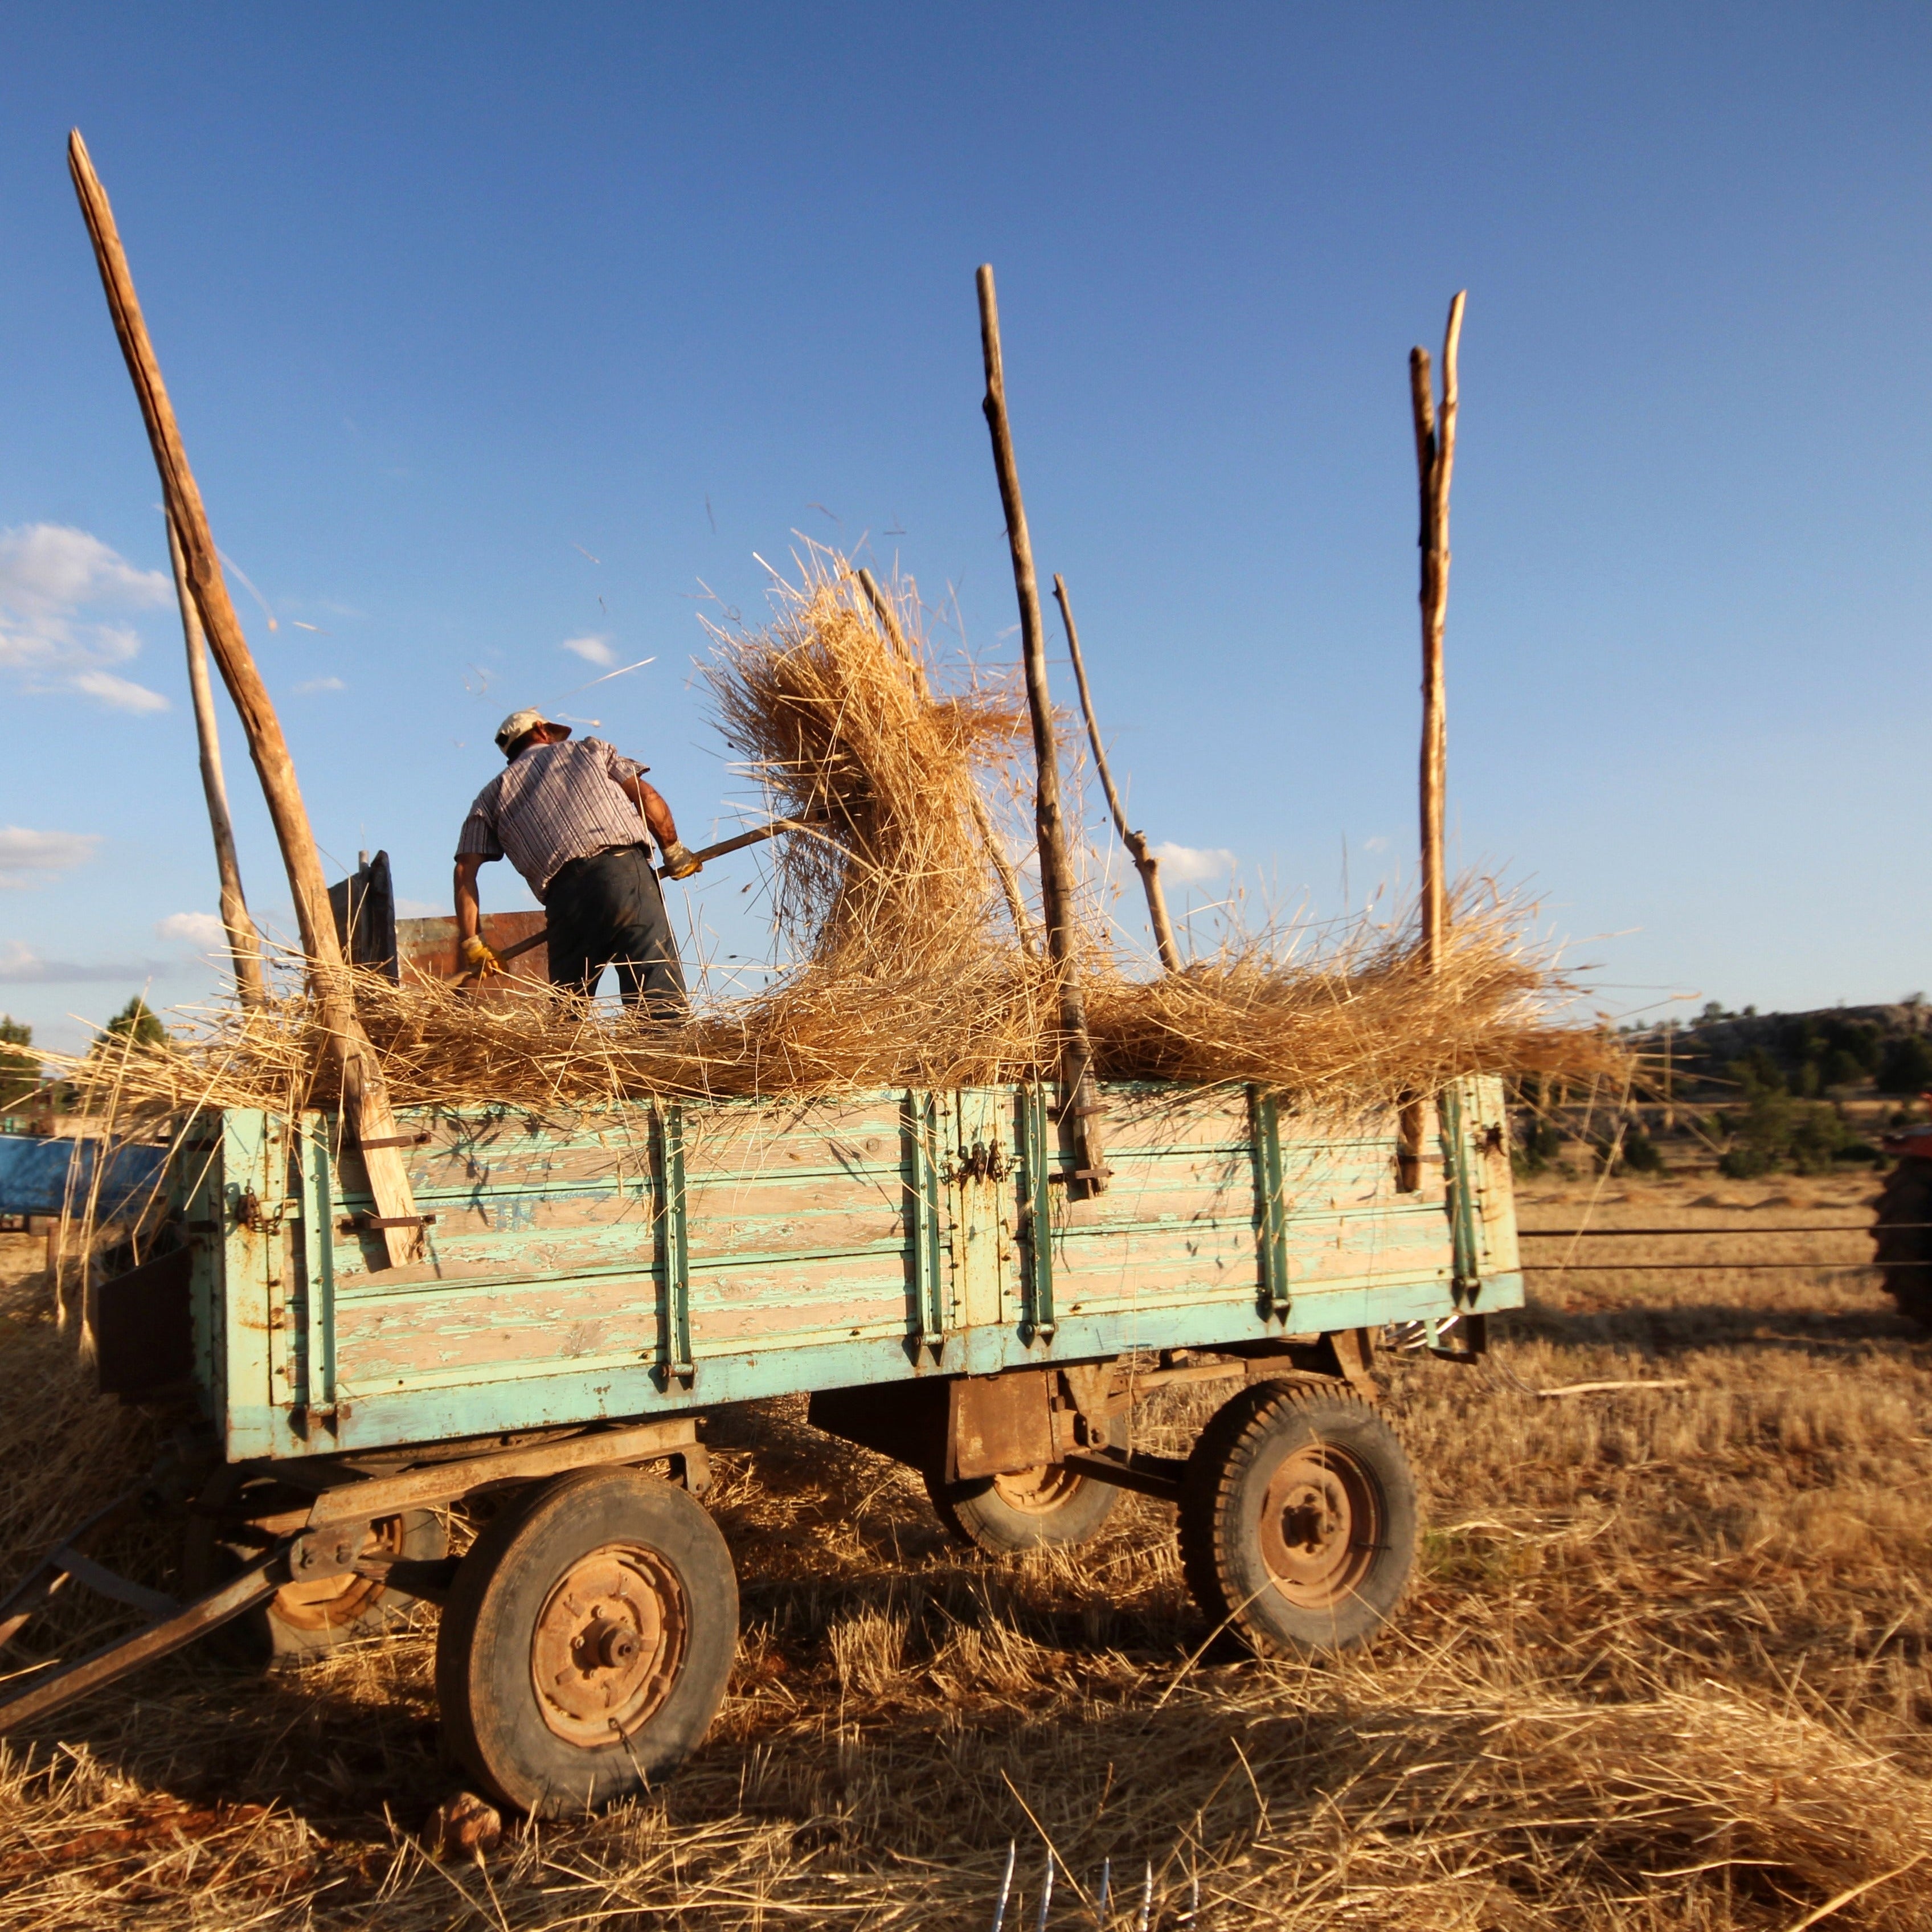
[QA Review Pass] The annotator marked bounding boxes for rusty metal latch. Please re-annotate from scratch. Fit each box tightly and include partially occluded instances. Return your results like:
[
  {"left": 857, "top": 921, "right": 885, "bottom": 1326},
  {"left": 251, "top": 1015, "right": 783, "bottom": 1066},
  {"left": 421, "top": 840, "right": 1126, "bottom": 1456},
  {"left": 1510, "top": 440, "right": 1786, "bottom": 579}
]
[
  {"left": 234, "top": 1188, "right": 295, "bottom": 1233},
  {"left": 944, "top": 1139, "right": 1010, "bottom": 1185}
]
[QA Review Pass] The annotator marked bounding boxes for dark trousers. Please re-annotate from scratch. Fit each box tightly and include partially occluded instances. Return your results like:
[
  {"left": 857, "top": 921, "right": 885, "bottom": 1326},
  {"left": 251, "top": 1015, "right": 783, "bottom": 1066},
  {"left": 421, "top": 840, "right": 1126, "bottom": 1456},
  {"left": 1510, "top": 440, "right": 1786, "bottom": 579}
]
[{"left": 544, "top": 845, "right": 688, "bottom": 1018}]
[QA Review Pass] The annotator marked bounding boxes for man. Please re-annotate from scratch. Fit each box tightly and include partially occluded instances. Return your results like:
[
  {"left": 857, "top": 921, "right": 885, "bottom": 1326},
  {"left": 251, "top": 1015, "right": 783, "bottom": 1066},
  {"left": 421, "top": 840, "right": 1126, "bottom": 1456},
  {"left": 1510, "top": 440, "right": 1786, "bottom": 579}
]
[{"left": 455, "top": 708, "right": 702, "bottom": 1017}]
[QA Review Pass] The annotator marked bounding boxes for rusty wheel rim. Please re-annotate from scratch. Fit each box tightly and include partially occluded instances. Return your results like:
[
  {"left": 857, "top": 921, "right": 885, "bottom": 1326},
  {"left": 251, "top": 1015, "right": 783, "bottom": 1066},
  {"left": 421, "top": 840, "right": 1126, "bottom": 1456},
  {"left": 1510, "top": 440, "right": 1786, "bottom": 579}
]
[
  {"left": 529, "top": 1542, "right": 688, "bottom": 1746},
  {"left": 1256, "top": 1443, "right": 1380, "bottom": 1610},
  {"left": 990, "top": 1463, "right": 1083, "bottom": 1515},
  {"left": 272, "top": 1514, "right": 408, "bottom": 1631}
]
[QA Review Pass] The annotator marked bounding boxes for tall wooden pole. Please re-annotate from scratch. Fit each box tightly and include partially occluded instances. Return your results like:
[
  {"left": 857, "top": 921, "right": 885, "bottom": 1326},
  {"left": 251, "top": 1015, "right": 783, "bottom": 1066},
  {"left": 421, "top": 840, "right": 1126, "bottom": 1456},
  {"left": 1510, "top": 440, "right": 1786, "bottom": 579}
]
[
  {"left": 976, "top": 265, "right": 1105, "bottom": 1192},
  {"left": 166, "top": 514, "right": 267, "bottom": 1009},
  {"left": 69, "top": 130, "right": 421, "bottom": 1266},
  {"left": 1410, "top": 290, "right": 1464, "bottom": 975},
  {"left": 853, "top": 566, "right": 1037, "bottom": 959},
  {"left": 1051, "top": 575, "right": 1181, "bottom": 975}
]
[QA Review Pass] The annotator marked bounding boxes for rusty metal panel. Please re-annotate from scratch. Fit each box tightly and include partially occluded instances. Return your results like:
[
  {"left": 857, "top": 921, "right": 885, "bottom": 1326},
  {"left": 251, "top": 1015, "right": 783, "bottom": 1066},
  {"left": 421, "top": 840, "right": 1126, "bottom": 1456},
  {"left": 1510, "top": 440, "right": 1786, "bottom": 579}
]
[
  {"left": 395, "top": 912, "right": 549, "bottom": 989},
  {"left": 949, "top": 1369, "right": 1051, "bottom": 1480},
  {"left": 92, "top": 1246, "right": 193, "bottom": 1398}
]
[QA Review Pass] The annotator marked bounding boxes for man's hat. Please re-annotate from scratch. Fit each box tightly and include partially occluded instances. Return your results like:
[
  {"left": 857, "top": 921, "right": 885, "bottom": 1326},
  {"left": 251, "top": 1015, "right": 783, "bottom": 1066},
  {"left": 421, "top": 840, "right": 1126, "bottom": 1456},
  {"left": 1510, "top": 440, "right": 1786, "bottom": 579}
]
[{"left": 494, "top": 708, "right": 570, "bottom": 754}]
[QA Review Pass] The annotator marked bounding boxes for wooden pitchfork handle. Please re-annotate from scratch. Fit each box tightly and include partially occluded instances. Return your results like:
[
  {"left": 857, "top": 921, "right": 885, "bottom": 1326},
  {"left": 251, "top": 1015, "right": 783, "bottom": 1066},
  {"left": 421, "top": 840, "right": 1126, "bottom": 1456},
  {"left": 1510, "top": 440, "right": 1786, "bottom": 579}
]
[{"left": 460, "top": 817, "right": 828, "bottom": 979}]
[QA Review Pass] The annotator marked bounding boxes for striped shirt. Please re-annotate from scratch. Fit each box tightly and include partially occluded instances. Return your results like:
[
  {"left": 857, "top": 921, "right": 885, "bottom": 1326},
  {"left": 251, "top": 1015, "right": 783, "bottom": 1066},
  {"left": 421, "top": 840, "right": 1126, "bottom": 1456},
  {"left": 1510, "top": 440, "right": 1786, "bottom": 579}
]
[{"left": 456, "top": 737, "right": 652, "bottom": 903}]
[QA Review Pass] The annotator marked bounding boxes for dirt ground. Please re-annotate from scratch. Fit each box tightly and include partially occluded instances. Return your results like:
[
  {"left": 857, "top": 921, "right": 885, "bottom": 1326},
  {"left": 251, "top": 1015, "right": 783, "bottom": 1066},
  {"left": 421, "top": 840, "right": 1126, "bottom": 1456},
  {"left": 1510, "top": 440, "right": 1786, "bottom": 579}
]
[{"left": 2, "top": 1167, "right": 1930, "bottom": 1929}]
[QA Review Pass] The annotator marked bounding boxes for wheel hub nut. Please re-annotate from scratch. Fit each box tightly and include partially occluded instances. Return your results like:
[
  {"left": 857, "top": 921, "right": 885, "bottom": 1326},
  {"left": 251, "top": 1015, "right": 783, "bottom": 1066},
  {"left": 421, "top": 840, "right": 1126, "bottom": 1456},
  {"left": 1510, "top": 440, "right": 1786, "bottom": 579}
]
[{"left": 575, "top": 1615, "right": 639, "bottom": 1671}]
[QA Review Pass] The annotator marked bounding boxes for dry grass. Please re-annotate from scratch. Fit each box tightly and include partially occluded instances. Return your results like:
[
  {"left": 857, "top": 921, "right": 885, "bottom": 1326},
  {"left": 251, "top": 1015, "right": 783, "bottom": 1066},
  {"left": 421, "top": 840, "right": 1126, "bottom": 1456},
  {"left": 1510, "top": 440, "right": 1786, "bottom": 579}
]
[{"left": 5, "top": 1168, "right": 1932, "bottom": 1927}]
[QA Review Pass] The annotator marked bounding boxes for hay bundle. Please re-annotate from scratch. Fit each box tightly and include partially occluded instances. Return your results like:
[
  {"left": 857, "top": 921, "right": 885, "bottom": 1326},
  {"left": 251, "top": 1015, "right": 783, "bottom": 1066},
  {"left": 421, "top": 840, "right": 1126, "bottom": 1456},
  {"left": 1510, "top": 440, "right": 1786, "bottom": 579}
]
[
  {"left": 40, "top": 549, "right": 1623, "bottom": 1128},
  {"left": 701, "top": 556, "right": 1030, "bottom": 970}
]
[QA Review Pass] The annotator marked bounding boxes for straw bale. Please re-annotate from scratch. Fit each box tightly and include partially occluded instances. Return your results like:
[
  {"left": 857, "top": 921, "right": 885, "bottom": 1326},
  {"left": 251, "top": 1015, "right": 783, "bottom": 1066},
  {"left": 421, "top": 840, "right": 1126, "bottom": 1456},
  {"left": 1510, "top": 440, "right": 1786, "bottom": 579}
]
[{"left": 36, "top": 549, "right": 1622, "bottom": 1134}]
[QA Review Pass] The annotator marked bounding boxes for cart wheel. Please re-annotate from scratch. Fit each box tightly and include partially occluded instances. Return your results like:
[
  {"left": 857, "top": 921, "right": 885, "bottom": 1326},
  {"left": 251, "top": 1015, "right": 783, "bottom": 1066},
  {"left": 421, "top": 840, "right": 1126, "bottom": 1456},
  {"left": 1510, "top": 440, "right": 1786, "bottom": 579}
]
[
  {"left": 435, "top": 1467, "right": 737, "bottom": 1816},
  {"left": 1179, "top": 1380, "right": 1415, "bottom": 1656},
  {"left": 184, "top": 1472, "right": 447, "bottom": 1665},
  {"left": 924, "top": 1415, "right": 1124, "bottom": 1554}
]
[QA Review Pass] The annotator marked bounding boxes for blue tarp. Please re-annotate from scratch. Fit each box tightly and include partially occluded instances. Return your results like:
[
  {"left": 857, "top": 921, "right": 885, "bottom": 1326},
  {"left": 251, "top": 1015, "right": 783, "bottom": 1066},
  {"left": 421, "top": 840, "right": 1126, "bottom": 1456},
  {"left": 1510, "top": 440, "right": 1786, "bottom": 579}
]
[{"left": 0, "top": 1135, "right": 168, "bottom": 1219}]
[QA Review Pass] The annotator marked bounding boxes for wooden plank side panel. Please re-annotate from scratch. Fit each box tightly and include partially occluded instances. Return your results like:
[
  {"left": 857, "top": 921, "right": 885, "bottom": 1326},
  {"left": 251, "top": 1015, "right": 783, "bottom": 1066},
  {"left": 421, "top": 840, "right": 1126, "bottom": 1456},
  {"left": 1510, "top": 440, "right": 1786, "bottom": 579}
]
[
  {"left": 328, "top": 1091, "right": 924, "bottom": 1406},
  {"left": 1454, "top": 1073, "right": 1520, "bottom": 1280},
  {"left": 262, "top": 1084, "right": 1480, "bottom": 1461},
  {"left": 1041, "top": 1090, "right": 1455, "bottom": 1327},
  {"left": 685, "top": 1093, "right": 919, "bottom": 1352}
]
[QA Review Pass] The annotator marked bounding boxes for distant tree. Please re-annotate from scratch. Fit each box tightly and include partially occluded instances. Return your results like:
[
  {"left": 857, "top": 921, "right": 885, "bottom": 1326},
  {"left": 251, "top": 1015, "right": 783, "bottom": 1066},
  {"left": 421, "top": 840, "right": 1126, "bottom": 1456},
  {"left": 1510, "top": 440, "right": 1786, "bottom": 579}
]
[
  {"left": 1718, "top": 1088, "right": 1849, "bottom": 1177},
  {"left": 1729, "top": 1048, "right": 1786, "bottom": 1096},
  {"left": 1823, "top": 1048, "right": 1868, "bottom": 1090},
  {"left": 1877, "top": 1035, "right": 1932, "bottom": 1096},
  {"left": 1595, "top": 1125, "right": 1664, "bottom": 1176},
  {"left": 0, "top": 1016, "right": 37, "bottom": 1113},
  {"left": 96, "top": 996, "right": 170, "bottom": 1055},
  {"left": 1512, "top": 1117, "right": 1564, "bottom": 1178}
]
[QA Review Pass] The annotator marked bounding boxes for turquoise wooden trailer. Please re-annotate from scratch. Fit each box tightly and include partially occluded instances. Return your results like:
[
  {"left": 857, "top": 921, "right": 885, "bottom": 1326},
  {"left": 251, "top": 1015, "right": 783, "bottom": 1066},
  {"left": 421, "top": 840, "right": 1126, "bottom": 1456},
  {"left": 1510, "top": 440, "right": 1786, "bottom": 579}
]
[{"left": 1, "top": 1074, "right": 1520, "bottom": 1816}]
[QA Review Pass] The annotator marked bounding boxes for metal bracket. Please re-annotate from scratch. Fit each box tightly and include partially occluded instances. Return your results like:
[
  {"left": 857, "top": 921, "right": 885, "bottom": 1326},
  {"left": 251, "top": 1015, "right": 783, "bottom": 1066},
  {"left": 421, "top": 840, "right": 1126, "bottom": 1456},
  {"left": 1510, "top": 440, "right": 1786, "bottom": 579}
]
[
  {"left": 904, "top": 1090, "right": 946, "bottom": 1358},
  {"left": 1427, "top": 1312, "right": 1487, "bottom": 1365},
  {"left": 1018, "top": 1086, "right": 1056, "bottom": 1344},
  {"left": 1059, "top": 1446, "right": 1188, "bottom": 1504},
  {"left": 289, "top": 1524, "right": 363, "bottom": 1582},
  {"left": 1249, "top": 1086, "right": 1291, "bottom": 1318},
  {"left": 654, "top": 1102, "right": 694, "bottom": 1389},
  {"left": 1440, "top": 1083, "right": 1484, "bottom": 1298}
]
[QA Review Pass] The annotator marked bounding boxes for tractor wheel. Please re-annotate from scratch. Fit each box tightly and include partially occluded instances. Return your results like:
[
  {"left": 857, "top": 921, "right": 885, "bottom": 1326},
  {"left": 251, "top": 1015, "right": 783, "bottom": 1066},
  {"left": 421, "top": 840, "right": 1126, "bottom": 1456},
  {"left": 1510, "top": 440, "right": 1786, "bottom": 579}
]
[
  {"left": 1178, "top": 1380, "right": 1415, "bottom": 1657},
  {"left": 184, "top": 1471, "right": 446, "bottom": 1665},
  {"left": 1874, "top": 1155, "right": 1932, "bottom": 1331},
  {"left": 435, "top": 1467, "right": 737, "bottom": 1816},
  {"left": 924, "top": 1414, "right": 1125, "bottom": 1555}
]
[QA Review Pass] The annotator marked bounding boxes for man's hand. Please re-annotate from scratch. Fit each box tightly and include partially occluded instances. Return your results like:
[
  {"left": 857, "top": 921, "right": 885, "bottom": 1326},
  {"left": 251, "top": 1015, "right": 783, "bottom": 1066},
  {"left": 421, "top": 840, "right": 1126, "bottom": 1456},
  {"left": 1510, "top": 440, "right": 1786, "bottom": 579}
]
[
  {"left": 460, "top": 934, "right": 504, "bottom": 976},
  {"left": 660, "top": 840, "right": 703, "bottom": 881}
]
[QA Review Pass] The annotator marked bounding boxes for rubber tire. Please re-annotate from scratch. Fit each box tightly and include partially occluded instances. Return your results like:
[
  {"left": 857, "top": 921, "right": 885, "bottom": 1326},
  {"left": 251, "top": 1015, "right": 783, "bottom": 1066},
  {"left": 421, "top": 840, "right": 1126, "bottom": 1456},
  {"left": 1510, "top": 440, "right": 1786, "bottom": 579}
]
[
  {"left": 924, "top": 1414, "right": 1125, "bottom": 1554},
  {"left": 1179, "top": 1380, "right": 1416, "bottom": 1657},
  {"left": 183, "top": 1473, "right": 447, "bottom": 1665},
  {"left": 1874, "top": 1156, "right": 1932, "bottom": 1331},
  {"left": 435, "top": 1467, "right": 738, "bottom": 1817}
]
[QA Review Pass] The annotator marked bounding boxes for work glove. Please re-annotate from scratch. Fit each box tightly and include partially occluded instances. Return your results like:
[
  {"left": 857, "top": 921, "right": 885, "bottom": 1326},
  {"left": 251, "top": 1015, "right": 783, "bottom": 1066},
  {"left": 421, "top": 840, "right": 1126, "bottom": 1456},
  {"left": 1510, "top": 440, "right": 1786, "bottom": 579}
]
[
  {"left": 660, "top": 840, "right": 703, "bottom": 881},
  {"left": 460, "top": 934, "right": 503, "bottom": 976}
]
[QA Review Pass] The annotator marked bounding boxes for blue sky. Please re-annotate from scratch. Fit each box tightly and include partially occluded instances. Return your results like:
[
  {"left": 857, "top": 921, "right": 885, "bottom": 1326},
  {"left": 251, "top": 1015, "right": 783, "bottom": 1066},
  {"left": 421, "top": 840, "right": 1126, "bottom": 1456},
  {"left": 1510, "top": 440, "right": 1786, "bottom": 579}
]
[{"left": 1, "top": 5, "right": 1928, "bottom": 1053}]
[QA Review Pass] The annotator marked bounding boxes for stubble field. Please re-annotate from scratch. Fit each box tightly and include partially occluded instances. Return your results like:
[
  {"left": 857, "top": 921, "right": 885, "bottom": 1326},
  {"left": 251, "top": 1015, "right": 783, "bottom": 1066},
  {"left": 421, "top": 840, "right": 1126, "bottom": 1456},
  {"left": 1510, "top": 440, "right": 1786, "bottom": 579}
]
[{"left": 2, "top": 1166, "right": 1930, "bottom": 1929}]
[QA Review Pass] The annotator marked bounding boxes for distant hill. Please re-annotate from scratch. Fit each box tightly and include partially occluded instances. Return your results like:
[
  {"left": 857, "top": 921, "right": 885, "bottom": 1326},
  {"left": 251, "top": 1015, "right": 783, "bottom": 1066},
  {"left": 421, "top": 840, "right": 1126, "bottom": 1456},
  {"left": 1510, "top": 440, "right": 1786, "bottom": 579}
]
[{"left": 1637, "top": 1001, "right": 1932, "bottom": 1100}]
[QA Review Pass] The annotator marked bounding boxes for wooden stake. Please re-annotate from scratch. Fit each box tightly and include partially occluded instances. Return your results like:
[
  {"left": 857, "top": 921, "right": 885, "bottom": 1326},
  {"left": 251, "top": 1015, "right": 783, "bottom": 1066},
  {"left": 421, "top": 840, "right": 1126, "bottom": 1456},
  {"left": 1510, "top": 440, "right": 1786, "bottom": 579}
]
[
  {"left": 165, "top": 514, "right": 266, "bottom": 1009},
  {"left": 1410, "top": 290, "right": 1465, "bottom": 976},
  {"left": 69, "top": 130, "right": 421, "bottom": 1266},
  {"left": 854, "top": 566, "right": 1037, "bottom": 959},
  {"left": 1051, "top": 575, "right": 1180, "bottom": 975},
  {"left": 976, "top": 265, "right": 1105, "bottom": 1192}
]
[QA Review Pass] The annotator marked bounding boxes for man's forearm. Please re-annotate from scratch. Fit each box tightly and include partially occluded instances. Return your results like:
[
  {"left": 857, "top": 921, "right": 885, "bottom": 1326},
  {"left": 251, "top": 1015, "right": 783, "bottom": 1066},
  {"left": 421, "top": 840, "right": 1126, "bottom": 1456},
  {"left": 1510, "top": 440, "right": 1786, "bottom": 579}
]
[
  {"left": 454, "top": 859, "right": 483, "bottom": 940},
  {"left": 629, "top": 777, "right": 679, "bottom": 850}
]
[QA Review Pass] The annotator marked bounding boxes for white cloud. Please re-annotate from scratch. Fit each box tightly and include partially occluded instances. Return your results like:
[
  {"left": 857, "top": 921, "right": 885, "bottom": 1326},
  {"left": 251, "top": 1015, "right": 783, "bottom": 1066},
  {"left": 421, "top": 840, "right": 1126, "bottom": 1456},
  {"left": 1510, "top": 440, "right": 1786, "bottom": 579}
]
[
  {"left": 0, "top": 524, "right": 169, "bottom": 609},
  {"left": 560, "top": 635, "right": 617, "bottom": 667},
  {"left": 0, "top": 939, "right": 166, "bottom": 985},
  {"left": 0, "top": 826, "right": 102, "bottom": 888},
  {"left": 1362, "top": 835, "right": 1391, "bottom": 853},
  {"left": 157, "top": 911, "right": 228, "bottom": 948},
  {"left": 294, "top": 675, "right": 345, "bottom": 694},
  {"left": 1152, "top": 841, "right": 1237, "bottom": 885},
  {"left": 394, "top": 897, "right": 445, "bottom": 918},
  {"left": 70, "top": 668, "right": 171, "bottom": 713},
  {"left": 0, "top": 523, "right": 172, "bottom": 712}
]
